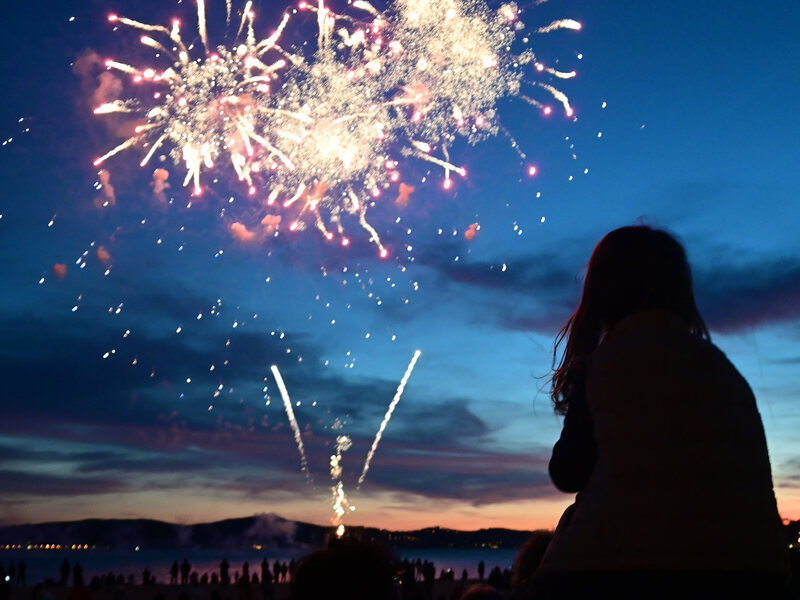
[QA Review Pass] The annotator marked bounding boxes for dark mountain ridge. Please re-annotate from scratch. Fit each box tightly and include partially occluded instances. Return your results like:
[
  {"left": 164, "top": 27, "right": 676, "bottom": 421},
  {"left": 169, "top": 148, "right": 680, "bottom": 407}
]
[
  {"left": 4, "top": 516, "right": 797, "bottom": 552},
  {"left": 0, "top": 515, "right": 535, "bottom": 551}
]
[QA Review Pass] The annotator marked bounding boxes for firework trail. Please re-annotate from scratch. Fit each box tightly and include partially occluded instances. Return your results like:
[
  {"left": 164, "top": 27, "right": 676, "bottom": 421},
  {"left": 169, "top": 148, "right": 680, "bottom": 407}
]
[
  {"left": 358, "top": 349, "right": 421, "bottom": 487},
  {"left": 270, "top": 364, "right": 312, "bottom": 482},
  {"left": 330, "top": 434, "right": 355, "bottom": 530}
]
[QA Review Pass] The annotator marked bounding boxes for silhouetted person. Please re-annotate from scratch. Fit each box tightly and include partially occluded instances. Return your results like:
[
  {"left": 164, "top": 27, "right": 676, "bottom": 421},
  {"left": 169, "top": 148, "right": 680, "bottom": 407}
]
[
  {"left": 400, "top": 560, "right": 416, "bottom": 600},
  {"left": 526, "top": 225, "right": 790, "bottom": 599},
  {"left": 260, "top": 563, "right": 274, "bottom": 600},
  {"left": 241, "top": 561, "right": 249, "bottom": 582},
  {"left": 60, "top": 559, "right": 71, "bottom": 586},
  {"left": 180, "top": 559, "right": 190, "bottom": 585},
  {"left": 15, "top": 561, "right": 25, "bottom": 587},
  {"left": 170, "top": 561, "right": 178, "bottom": 585},
  {"left": 72, "top": 562, "right": 83, "bottom": 587},
  {"left": 260, "top": 559, "right": 269, "bottom": 584},
  {"left": 141, "top": 567, "right": 151, "bottom": 586},
  {"left": 236, "top": 570, "right": 251, "bottom": 600},
  {"left": 220, "top": 558, "right": 230, "bottom": 586},
  {"left": 510, "top": 530, "right": 553, "bottom": 599},
  {"left": 477, "top": 561, "right": 485, "bottom": 582},
  {"left": 486, "top": 567, "right": 505, "bottom": 590},
  {"left": 422, "top": 560, "right": 435, "bottom": 599},
  {"left": 290, "top": 537, "right": 397, "bottom": 600}
]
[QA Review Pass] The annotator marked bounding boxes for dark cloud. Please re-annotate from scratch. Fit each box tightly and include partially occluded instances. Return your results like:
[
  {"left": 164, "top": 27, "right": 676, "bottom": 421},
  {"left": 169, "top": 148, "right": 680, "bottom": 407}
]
[
  {"left": 1, "top": 295, "right": 556, "bottom": 508},
  {"left": 770, "top": 356, "right": 800, "bottom": 365},
  {"left": 360, "top": 444, "right": 556, "bottom": 505},
  {"left": 73, "top": 453, "right": 210, "bottom": 476},
  {"left": 0, "top": 470, "right": 128, "bottom": 497},
  {"left": 408, "top": 239, "right": 583, "bottom": 334},
  {"left": 386, "top": 399, "right": 490, "bottom": 446},
  {"left": 775, "top": 457, "right": 800, "bottom": 490},
  {"left": 416, "top": 238, "right": 800, "bottom": 335},
  {"left": 0, "top": 286, "right": 557, "bottom": 508},
  {"left": 694, "top": 257, "right": 800, "bottom": 333},
  {"left": 428, "top": 250, "right": 581, "bottom": 299}
]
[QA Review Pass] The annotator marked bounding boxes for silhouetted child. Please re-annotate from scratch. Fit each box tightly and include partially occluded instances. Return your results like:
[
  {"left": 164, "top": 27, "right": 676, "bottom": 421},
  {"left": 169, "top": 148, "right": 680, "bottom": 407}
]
[{"left": 527, "top": 225, "right": 790, "bottom": 599}]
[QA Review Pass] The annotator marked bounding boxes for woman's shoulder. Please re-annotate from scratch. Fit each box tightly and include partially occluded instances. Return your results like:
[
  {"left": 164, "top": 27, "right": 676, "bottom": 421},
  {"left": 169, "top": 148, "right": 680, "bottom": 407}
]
[{"left": 590, "top": 310, "right": 754, "bottom": 393}]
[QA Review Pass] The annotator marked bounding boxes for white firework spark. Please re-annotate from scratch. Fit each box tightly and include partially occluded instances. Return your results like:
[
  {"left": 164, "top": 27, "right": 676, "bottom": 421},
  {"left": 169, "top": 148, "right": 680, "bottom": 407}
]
[
  {"left": 358, "top": 349, "right": 421, "bottom": 487},
  {"left": 270, "top": 364, "right": 312, "bottom": 482}
]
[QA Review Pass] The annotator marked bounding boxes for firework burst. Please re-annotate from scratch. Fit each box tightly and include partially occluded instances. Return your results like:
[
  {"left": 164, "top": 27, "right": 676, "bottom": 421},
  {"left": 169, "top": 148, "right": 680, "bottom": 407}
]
[
  {"left": 92, "top": 0, "right": 579, "bottom": 255},
  {"left": 95, "top": 2, "right": 289, "bottom": 195}
]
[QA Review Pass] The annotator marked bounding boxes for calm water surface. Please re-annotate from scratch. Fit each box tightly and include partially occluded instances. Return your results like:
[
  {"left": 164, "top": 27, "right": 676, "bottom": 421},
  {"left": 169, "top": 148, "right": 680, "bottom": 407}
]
[{"left": 0, "top": 547, "right": 518, "bottom": 586}]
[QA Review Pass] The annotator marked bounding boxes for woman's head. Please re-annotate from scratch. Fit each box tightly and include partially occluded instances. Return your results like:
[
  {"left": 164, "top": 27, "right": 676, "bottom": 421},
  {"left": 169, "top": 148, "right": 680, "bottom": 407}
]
[{"left": 550, "top": 226, "right": 708, "bottom": 414}]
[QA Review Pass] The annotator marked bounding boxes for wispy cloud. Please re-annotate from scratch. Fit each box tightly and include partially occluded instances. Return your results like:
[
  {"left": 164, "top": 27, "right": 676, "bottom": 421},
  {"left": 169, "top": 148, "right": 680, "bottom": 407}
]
[{"left": 695, "top": 257, "right": 800, "bottom": 333}]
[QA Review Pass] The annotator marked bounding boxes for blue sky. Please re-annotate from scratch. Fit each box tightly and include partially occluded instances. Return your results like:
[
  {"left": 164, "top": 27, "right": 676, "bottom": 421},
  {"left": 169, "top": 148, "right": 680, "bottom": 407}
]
[{"left": 1, "top": 0, "right": 799, "bottom": 531}]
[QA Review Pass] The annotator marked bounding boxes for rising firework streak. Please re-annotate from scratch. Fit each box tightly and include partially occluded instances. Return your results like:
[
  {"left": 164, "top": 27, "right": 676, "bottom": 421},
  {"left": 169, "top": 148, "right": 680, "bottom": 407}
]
[
  {"left": 358, "top": 349, "right": 422, "bottom": 486},
  {"left": 271, "top": 364, "right": 312, "bottom": 482}
]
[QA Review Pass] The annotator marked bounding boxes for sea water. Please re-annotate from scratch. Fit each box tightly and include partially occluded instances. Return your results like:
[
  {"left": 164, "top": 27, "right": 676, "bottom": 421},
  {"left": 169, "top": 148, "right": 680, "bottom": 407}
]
[{"left": 0, "top": 547, "right": 518, "bottom": 586}]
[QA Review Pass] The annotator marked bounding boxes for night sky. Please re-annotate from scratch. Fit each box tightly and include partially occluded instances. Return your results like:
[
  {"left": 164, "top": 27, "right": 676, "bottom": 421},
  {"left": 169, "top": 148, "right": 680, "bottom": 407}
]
[{"left": 1, "top": 0, "right": 799, "bottom": 532}]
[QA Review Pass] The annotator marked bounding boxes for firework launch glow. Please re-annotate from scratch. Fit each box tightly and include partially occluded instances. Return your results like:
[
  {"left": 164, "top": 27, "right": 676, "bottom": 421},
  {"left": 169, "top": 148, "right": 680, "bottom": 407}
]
[{"left": 93, "top": 0, "right": 579, "bottom": 255}]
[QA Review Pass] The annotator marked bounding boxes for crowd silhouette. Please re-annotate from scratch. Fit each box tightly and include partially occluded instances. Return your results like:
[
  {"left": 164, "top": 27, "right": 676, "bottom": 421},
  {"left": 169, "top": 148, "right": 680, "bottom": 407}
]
[{"left": 1, "top": 529, "right": 798, "bottom": 600}]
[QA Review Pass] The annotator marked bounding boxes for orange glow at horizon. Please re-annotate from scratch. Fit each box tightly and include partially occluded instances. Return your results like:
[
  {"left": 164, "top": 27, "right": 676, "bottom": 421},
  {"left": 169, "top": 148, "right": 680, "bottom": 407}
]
[{"left": 6, "top": 485, "right": 799, "bottom": 532}]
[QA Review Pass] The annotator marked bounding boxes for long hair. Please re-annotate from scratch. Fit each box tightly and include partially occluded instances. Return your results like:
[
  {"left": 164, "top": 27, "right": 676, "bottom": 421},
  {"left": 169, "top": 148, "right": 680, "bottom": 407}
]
[{"left": 551, "top": 226, "right": 709, "bottom": 415}]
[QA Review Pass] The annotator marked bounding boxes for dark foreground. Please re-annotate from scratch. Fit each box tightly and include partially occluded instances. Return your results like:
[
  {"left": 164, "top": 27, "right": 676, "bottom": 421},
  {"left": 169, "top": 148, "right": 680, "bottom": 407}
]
[{"left": 7, "top": 580, "right": 483, "bottom": 600}]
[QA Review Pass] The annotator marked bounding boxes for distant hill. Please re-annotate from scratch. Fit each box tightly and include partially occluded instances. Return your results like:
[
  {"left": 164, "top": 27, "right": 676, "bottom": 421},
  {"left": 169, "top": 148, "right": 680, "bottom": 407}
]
[{"left": 0, "top": 515, "right": 536, "bottom": 551}]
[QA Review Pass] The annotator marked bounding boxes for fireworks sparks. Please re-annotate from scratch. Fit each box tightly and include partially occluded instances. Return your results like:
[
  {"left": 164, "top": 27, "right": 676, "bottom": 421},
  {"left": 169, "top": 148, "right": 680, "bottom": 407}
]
[
  {"left": 270, "top": 364, "right": 312, "bottom": 482},
  {"left": 92, "top": 0, "right": 579, "bottom": 255},
  {"left": 358, "top": 349, "right": 421, "bottom": 486},
  {"left": 269, "top": 351, "right": 421, "bottom": 527},
  {"left": 330, "top": 434, "right": 355, "bottom": 529},
  {"left": 96, "top": 6, "right": 283, "bottom": 196}
]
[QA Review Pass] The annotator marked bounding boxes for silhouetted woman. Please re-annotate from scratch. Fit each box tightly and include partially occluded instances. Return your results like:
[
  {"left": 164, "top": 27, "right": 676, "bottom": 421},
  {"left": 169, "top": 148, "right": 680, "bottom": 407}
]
[{"left": 526, "top": 226, "right": 789, "bottom": 599}]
